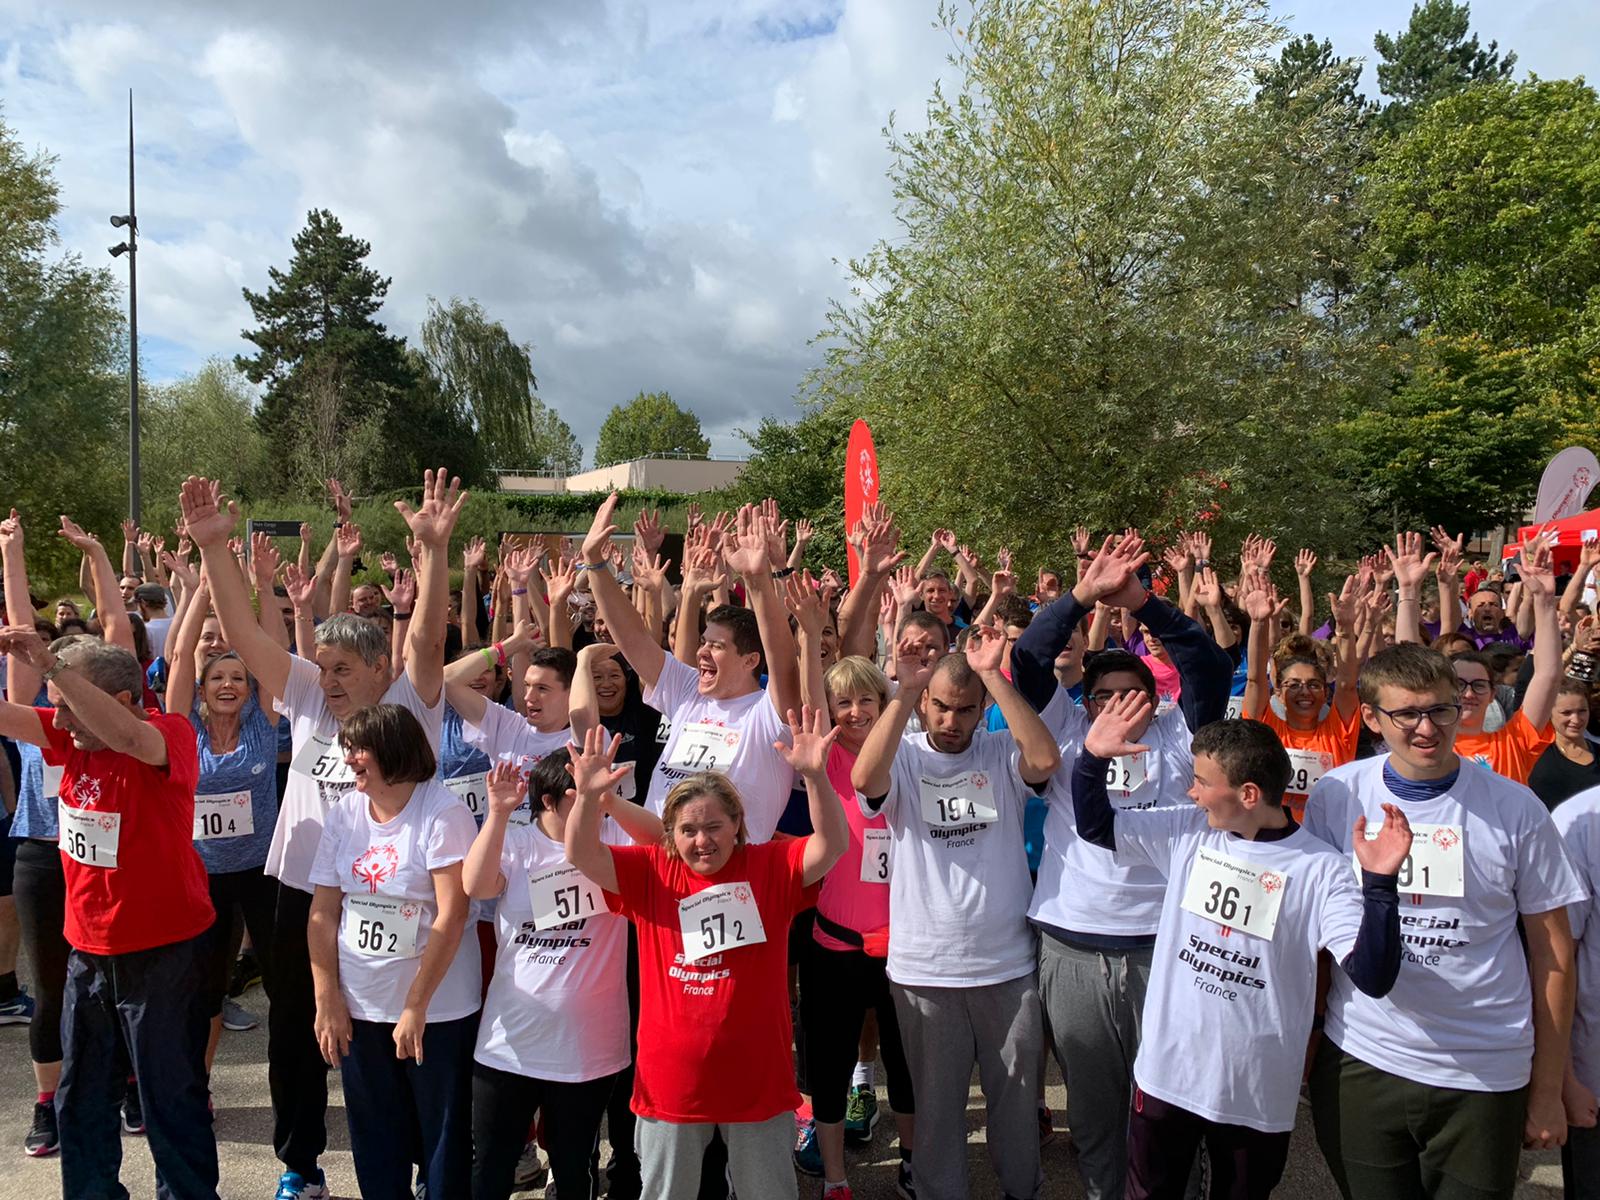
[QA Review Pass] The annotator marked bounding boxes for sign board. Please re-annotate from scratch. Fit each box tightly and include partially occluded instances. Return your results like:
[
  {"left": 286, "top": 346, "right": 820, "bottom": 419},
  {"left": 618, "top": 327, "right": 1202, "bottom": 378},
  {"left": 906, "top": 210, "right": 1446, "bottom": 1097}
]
[
  {"left": 844, "top": 419, "right": 880, "bottom": 587},
  {"left": 247, "top": 520, "right": 304, "bottom": 539},
  {"left": 1534, "top": 447, "right": 1600, "bottom": 524}
]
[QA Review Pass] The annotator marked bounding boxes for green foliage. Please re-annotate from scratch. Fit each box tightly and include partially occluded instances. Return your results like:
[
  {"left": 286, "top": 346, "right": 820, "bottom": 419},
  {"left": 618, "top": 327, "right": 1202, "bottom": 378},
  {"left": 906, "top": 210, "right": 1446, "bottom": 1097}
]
[
  {"left": 138, "top": 360, "right": 272, "bottom": 535},
  {"left": 809, "top": 0, "right": 1387, "bottom": 570},
  {"left": 720, "top": 406, "right": 855, "bottom": 572},
  {"left": 416, "top": 297, "right": 582, "bottom": 473},
  {"left": 1372, "top": 0, "right": 1515, "bottom": 135},
  {"left": 593, "top": 391, "right": 710, "bottom": 468},
  {"left": 0, "top": 109, "right": 127, "bottom": 590}
]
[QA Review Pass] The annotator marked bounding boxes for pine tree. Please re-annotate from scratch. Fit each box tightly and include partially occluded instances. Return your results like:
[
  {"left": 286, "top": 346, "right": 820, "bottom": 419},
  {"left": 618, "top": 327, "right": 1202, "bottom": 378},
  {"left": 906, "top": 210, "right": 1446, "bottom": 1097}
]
[{"left": 1373, "top": 1, "right": 1515, "bottom": 134}]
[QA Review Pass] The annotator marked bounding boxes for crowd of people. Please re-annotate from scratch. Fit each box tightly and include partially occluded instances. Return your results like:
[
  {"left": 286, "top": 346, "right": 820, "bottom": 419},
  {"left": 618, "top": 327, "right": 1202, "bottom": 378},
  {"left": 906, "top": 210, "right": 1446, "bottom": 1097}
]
[{"left": 0, "top": 467, "right": 1597, "bottom": 1200}]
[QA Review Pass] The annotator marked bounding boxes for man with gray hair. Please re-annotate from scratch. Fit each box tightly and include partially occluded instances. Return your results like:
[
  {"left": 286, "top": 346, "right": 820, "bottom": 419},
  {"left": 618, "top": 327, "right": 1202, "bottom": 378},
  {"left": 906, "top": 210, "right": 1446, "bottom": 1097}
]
[
  {"left": 0, "top": 629, "right": 218, "bottom": 1200},
  {"left": 180, "top": 470, "right": 463, "bottom": 1200}
]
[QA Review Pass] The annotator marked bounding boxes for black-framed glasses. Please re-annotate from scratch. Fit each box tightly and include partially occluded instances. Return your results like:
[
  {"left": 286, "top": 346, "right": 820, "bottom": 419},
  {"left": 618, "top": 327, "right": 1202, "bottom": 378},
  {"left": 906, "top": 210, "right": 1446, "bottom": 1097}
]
[
  {"left": 1456, "top": 679, "right": 1493, "bottom": 697},
  {"left": 1372, "top": 703, "right": 1462, "bottom": 731}
]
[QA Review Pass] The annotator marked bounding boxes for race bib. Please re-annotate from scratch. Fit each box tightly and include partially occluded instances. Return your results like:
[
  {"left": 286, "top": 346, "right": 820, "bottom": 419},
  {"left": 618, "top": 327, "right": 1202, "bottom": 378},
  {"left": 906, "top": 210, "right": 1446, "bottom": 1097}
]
[
  {"left": 678, "top": 882, "right": 767, "bottom": 964},
  {"left": 1356, "top": 822, "right": 1465, "bottom": 898},
  {"left": 342, "top": 894, "right": 424, "bottom": 959},
  {"left": 59, "top": 802, "right": 120, "bottom": 869},
  {"left": 508, "top": 801, "right": 534, "bottom": 828},
  {"left": 42, "top": 763, "right": 64, "bottom": 799},
  {"left": 1179, "top": 846, "right": 1287, "bottom": 941},
  {"left": 613, "top": 761, "right": 637, "bottom": 802},
  {"left": 1225, "top": 695, "right": 1245, "bottom": 720},
  {"left": 668, "top": 722, "right": 741, "bottom": 773},
  {"left": 444, "top": 772, "right": 488, "bottom": 820},
  {"left": 860, "top": 828, "right": 892, "bottom": 884},
  {"left": 1285, "top": 749, "right": 1333, "bottom": 795},
  {"left": 1106, "top": 753, "right": 1149, "bottom": 798},
  {"left": 193, "top": 791, "right": 254, "bottom": 841},
  {"left": 918, "top": 770, "right": 998, "bottom": 828},
  {"left": 291, "top": 735, "right": 356, "bottom": 791},
  {"left": 527, "top": 863, "right": 607, "bottom": 931}
]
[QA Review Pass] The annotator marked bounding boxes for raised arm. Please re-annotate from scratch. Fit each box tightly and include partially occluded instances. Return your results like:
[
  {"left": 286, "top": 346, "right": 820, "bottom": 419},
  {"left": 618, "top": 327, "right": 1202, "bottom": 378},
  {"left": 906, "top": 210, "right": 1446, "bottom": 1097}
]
[
  {"left": 1240, "top": 571, "right": 1283, "bottom": 722},
  {"left": 164, "top": 576, "right": 212, "bottom": 719},
  {"left": 1295, "top": 549, "right": 1318, "bottom": 636},
  {"left": 564, "top": 726, "right": 631, "bottom": 893},
  {"left": 1113, "top": 559, "right": 1233, "bottom": 731},
  {"left": 1073, "top": 691, "right": 1154, "bottom": 849},
  {"left": 1431, "top": 527, "right": 1465, "bottom": 634},
  {"left": 569, "top": 642, "right": 617, "bottom": 741},
  {"left": 1192, "top": 567, "right": 1237, "bottom": 651},
  {"left": 61, "top": 518, "right": 133, "bottom": 655},
  {"left": 783, "top": 573, "right": 829, "bottom": 717},
  {"left": 1518, "top": 537, "right": 1563, "bottom": 730},
  {"left": 723, "top": 504, "right": 801, "bottom": 719},
  {"left": 0, "top": 510, "right": 42, "bottom": 707},
  {"left": 538, "top": 556, "right": 576, "bottom": 652},
  {"left": 395, "top": 468, "right": 466, "bottom": 707},
  {"left": 851, "top": 637, "right": 936, "bottom": 801},
  {"left": 1, "top": 630, "right": 166, "bottom": 764},
  {"left": 460, "top": 538, "right": 486, "bottom": 650},
  {"left": 777, "top": 706, "right": 848, "bottom": 885},
  {"left": 581, "top": 494, "right": 666, "bottom": 688},
  {"left": 838, "top": 507, "right": 905, "bottom": 660},
  {"left": 968, "top": 625, "right": 1059, "bottom": 785},
  {"left": 1328, "top": 577, "right": 1362, "bottom": 721},
  {"left": 464, "top": 762, "right": 522, "bottom": 899},
  {"left": 179, "top": 477, "right": 293, "bottom": 700},
  {"left": 1387, "top": 532, "right": 1437, "bottom": 646}
]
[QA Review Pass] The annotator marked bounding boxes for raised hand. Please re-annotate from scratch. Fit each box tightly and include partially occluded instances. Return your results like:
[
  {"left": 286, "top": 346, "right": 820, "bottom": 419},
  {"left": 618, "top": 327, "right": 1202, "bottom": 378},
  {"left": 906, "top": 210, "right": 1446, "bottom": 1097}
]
[
  {"left": 283, "top": 563, "right": 317, "bottom": 610},
  {"left": 335, "top": 522, "right": 363, "bottom": 560},
  {"left": 992, "top": 548, "right": 1016, "bottom": 597},
  {"left": 502, "top": 546, "right": 540, "bottom": 588},
  {"left": 462, "top": 536, "right": 487, "bottom": 572},
  {"left": 878, "top": 588, "right": 899, "bottom": 635},
  {"left": 1353, "top": 803, "right": 1413, "bottom": 876},
  {"left": 1327, "top": 575, "right": 1360, "bottom": 630},
  {"left": 963, "top": 623, "right": 1007, "bottom": 675},
  {"left": 1384, "top": 531, "right": 1438, "bottom": 594},
  {"left": 1518, "top": 532, "right": 1557, "bottom": 600},
  {"left": 0, "top": 625, "right": 54, "bottom": 672},
  {"left": 630, "top": 548, "right": 669, "bottom": 592},
  {"left": 569, "top": 726, "right": 630, "bottom": 801},
  {"left": 395, "top": 468, "right": 466, "bottom": 549},
  {"left": 161, "top": 550, "right": 199, "bottom": 592},
  {"left": 793, "top": 517, "right": 815, "bottom": 548},
  {"left": 894, "top": 632, "right": 940, "bottom": 694},
  {"left": 1430, "top": 526, "right": 1465, "bottom": 579},
  {"left": 380, "top": 551, "right": 399, "bottom": 576},
  {"left": 1071, "top": 525, "right": 1092, "bottom": 558},
  {"left": 485, "top": 760, "right": 529, "bottom": 817},
  {"left": 541, "top": 556, "right": 578, "bottom": 610},
  {"left": 889, "top": 564, "right": 920, "bottom": 608},
  {"left": 1295, "top": 548, "right": 1317, "bottom": 578},
  {"left": 383, "top": 568, "right": 417, "bottom": 614},
  {"left": 250, "top": 531, "right": 283, "bottom": 594},
  {"left": 1077, "top": 530, "right": 1150, "bottom": 607},
  {"left": 582, "top": 492, "right": 621, "bottom": 566},
  {"left": 1240, "top": 569, "right": 1286, "bottom": 624},
  {"left": 633, "top": 509, "right": 665, "bottom": 556},
  {"left": 932, "top": 527, "right": 958, "bottom": 554},
  {"left": 860, "top": 513, "right": 907, "bottom": 575},
  {"left": 723, "top": 505, "right": 773, "bottom": 579},
  {"left": 1162, "top": 541, "right": 1193, "bottom": 577},
  {"left": 325, "top": 478, "right": 354, "bottom": 523},
  {"left": 1084, "top": 689, "right": 1154, "bottom": 760},
  {"left": 57, "top": 515, "right": 103, "bottom": 552},
  {"left": 783, "top": 571, "right": 826, "bottom": 638},
  {"left": 1193, "top": 566, "right": 1223, "bottom": 609},
  {"left": 775, "top": 705, "right": 838, "bottom": 776},
  {"left": 0, "top": 508, "right": 23, "bottom": 554},
  {"left": 682, "top": 546, "right": 728, "bottom": 595}
]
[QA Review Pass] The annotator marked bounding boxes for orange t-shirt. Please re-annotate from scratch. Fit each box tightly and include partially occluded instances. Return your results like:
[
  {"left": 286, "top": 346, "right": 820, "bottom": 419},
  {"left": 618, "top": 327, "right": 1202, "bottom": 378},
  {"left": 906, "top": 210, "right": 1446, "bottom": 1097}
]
[
  {"left": 1261, "top": 702, "right": 1363, "bottom": 821},
  {"left": 1453, "top": 710, "right": 1554, "bottom": 786}
]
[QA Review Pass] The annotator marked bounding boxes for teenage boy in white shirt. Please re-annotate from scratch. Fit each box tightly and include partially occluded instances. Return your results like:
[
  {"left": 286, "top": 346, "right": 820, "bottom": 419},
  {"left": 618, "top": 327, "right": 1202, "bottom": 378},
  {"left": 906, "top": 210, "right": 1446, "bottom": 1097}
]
[
  {"left": 851, "top": 625, "right": 1060, "bottom": 1200},
  {"left": 1072, "top": 698, "right": 1409, "bottom": 1197},
  {"left": 1552, "top": 784, "right": 1600, "bottom": 1199},
  {"left": 1304, "top": 642, "right": 1587, "bottom": 1200}
]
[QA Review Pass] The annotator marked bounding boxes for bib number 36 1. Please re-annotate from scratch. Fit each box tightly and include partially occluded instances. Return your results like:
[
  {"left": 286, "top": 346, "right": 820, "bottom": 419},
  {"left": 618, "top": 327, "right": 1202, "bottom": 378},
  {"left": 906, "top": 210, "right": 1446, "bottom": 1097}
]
[
  {"left": 1179, "top": 846, "right": 1288, "bottom": 941},
  {"left": 678, "top": 882, "right": 767, "bottom": 964}
]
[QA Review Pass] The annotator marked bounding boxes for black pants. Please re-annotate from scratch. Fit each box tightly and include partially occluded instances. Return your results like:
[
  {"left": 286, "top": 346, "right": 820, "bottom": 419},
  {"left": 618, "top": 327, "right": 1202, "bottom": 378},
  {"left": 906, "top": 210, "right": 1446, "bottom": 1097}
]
[
  {"left": 58, "top": 932, "right": 218, "bottom": 1200},
  {"left": 201, "top": 866, "right": 277, "bottom": 1018},
  {"left": 473, "top": 1061, "right": 615, "bottom": 1200},
  {"left": 602, "top": 925, "right": 643, "bottom": 1197},
  {"left": 14, "top": 838, "right": 68, "bottom": 1065},
  {"left": 1126, "top": 1086, "right": 1290, "bottom": 1200},
  {"left": 267, "top": 882, "right": 327, "bottom": 1178},
  {"left": 799, "top": 937, "right": 915, "bottom": 1124}
]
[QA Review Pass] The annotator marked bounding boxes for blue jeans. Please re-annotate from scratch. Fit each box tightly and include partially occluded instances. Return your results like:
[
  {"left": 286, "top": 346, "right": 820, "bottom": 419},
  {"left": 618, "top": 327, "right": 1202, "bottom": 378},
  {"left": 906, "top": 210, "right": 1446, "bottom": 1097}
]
[
  {"left": 58, "top": 932, "right": 218, "bottom": 1200},
  {"left": 340, "top": 1012, "right": 477, "bottom": 1200}
]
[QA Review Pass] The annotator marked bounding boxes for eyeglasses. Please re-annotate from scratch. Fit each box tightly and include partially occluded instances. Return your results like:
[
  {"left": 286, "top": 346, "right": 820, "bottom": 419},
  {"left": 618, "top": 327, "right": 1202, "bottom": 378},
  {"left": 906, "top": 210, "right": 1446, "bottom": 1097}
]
[
  {"left": 1088, "top": 688, "right": 1151, "bottom": 706},
  {"left": 1281, "top": 680, "right": 1326, "bottom": 694},
  {"left": 1372, "top": 703, "right": 1462, "bottom": 731},
  {"left": 1456, "top": 679, "right": 1493, "bottom": 696}
]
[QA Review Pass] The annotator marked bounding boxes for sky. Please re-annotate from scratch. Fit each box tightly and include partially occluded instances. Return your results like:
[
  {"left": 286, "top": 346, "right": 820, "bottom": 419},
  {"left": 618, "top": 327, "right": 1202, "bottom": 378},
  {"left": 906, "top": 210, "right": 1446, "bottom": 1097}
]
[{"left": 2, "top": 0, "right": 1594, "bottom": 465}]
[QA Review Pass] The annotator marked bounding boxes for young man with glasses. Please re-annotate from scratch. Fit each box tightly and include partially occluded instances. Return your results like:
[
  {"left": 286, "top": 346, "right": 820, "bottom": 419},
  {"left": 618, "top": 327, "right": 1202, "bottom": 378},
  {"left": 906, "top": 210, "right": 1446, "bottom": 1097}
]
[{"left": 1304, "top": 642, "right": 1585, "bottom": 1200}]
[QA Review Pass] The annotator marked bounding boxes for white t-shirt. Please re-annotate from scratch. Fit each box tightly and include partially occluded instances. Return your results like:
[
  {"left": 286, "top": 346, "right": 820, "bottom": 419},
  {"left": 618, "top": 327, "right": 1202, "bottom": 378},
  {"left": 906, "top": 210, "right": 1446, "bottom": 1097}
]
[
  {"left": 462, "top": 702, "right": 574, "bottom": 825},
  {"left": 1304, "top": 756, "right": 1587, "bottom": 1091},
  {"left": 144, "top": 616, "right": 173, "bottom": 660},
  {"left": 869, "top": 728, "right": 1036, "bottom": 988},
  {"left": 1116, "top": 807, "right": 1363, "bottom": 1132},
  {"left": 271, "top": 657, "right": 443, "bottom": 892},
  {"left": 474, "top": 820, "right": 632, "bottom": 1082},
  {"left": 1031, "top": 697, "right": 1192, "bottom": 937},
  {"left": 643, "top": 655, "right": 793, "bottom": 844},
  {"left": 1551, "top": 786, "right": 1600, "bottom": 1094},
  {"left": 308, "top": 781, "right": 482, "bottom": 1024}
]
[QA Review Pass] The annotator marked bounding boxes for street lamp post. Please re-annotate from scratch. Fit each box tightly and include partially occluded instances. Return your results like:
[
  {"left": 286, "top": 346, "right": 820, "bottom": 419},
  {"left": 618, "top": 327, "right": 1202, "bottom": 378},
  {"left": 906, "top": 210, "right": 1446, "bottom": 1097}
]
[{"left": 108, "top": 90, "right": 139, "bottom": 524}]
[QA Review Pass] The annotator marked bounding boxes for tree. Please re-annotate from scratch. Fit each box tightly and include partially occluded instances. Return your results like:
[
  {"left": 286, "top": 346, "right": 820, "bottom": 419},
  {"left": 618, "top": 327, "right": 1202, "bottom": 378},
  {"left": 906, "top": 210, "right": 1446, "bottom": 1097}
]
[
  {"left": 236, "top": 209, "right": 416, "bottom": 489},
  {"left": 808, "top": 0, "right": 1388, "bottom": 568},
  {"left": 1373, "top": 1, "right": 1515, "bottom": 134},
  {"left": 416, "top": 298, "right": 581, "bottom": 474},
  {"left": 139, "top": 360, "right": 271, "bottom": 532},
  {"left": 593, "top": 391, "right": 710, "bottom": 468},
  {"left": 0, "top": 110, "right": 126, "bottom": 591},
  {"left": 723, "top": 405, "right": 854, "bottom": 571}
]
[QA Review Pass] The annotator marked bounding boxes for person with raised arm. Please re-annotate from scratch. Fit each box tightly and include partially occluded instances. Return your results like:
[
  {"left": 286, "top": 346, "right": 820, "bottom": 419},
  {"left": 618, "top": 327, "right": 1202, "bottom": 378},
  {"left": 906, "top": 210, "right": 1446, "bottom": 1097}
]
[
  {"left": 580, "top": 492, "right": 802, "bottom": 843},
  {"left": 1070, "top": 699, "right": 1408, "bottom": 1198},
  {"left": 1241, "top": 571, "right": 1363, "bottom": 821},
  {"left": 1304, "top": 643, "right": 1587, "bottom": 1200},
  {"left": 565, "top": 710, "right": 847, "bottom": 1200},
  {"left": 1009, "top": 530, "right": 1233, "bottom": 1200},
  {"left": 464, "top": 746, "right": 662, "bottom": 1200},
  {"left": 0, "top": 624, "right": 217, "bottom": 1199},
  {"left": 849, "top": 624, "right": 1060, "bottom": 1200},
  {"left": 179, "top": 469, "right": 460, "bottom": 1200}
]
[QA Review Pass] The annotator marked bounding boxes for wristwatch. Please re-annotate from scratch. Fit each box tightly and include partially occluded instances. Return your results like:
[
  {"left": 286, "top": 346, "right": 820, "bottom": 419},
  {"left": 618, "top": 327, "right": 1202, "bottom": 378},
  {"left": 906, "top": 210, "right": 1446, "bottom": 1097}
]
[{"left": 41, "top": 658, "right": 68, "bottom": 684}]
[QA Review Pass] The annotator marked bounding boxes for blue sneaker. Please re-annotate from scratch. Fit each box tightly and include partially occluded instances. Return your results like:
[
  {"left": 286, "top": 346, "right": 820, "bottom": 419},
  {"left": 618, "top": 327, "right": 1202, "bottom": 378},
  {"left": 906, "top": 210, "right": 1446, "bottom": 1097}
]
[
  {"left": 793, "top": 1117, "right": 823, "bottom": 1176},
  {"left": 276, "top": 1171, "right": 328, "bottom": 1200},
  {"left": 0, "top": 990, "right": 33, "bottom": 1025}
]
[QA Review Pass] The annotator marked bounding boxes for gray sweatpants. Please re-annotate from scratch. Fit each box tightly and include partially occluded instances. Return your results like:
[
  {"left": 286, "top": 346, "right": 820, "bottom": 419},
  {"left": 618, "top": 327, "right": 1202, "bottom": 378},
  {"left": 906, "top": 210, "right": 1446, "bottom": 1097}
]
[
  {"left": 892, "top": 973, "right": 1044, "bottom": 1200},
  {"left": 636, "top": 1112, "right": 797, "bottom": 1200},
  {"left": 1038, "top": 933, "right": 1153, "bottom": 1200}
]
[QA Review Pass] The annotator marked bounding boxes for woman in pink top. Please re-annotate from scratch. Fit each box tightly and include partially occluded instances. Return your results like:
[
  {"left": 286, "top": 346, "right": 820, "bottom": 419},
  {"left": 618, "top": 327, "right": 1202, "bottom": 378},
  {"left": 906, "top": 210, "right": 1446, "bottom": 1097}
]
[{"left": 793, "top": 634, "right": 916, "bottom": 1200}]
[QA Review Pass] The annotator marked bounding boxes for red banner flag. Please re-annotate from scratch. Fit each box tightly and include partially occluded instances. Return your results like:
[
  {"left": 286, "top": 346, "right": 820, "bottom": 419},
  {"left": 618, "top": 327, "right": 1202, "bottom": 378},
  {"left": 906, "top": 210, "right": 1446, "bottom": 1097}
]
[{"left": 845, "top": 419, "right": 879, "bottom": 587}]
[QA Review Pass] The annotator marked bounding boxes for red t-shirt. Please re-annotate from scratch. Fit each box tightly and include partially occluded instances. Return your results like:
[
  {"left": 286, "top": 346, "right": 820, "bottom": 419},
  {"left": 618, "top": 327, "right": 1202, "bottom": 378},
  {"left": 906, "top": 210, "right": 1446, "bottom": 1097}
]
[
  {"left": 38, "top": 708, "right": 214, "bottom": 955},
  {"left": 609, "top": 837, "right": 808, "bottom": 1124}
]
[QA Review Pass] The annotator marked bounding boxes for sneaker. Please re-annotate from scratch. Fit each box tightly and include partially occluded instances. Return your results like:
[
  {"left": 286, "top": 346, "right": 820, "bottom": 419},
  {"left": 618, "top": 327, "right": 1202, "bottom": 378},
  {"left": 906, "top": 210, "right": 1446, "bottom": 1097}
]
[
  {"left": 275, "top": 1171, "right": 329, "bottom": 1200},
  {"left": 822, "top": 1187, "right": 854, "bottom": 1200},
  {"left": 793, "top": 1118, "right": 823, "bottom": 1177},
  {"left": 24, "top": 1101, "right": 58, "bottom": 1157},
  {"left": 221, "top": 998, "right": 260, "bottom": 1031},
  {"left": 229, "top": 949, "right": 263, "bottom": 997},
  {"left": 512, "top": 1140, "right": 547, "bottom": 1190},
  {"left": 843, "top": 1085, "right": 879, "bottom": 1144},
  {"left": 0, "top": 990, "right": 34, "bottom": 1025},
  {"left": 121, "top": 1087, "right": 145, "bottom": 1135},
  {"left": 543, "top": 1183, "right": 556, "bottom": 1200},
  {"left": 896, "top": 1160, "right": 916, "bottom": 1200}
]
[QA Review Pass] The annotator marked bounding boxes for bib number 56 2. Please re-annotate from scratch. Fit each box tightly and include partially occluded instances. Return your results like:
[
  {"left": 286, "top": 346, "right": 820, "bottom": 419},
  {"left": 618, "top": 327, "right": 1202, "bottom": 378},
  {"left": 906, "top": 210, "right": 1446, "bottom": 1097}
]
[{"left": 354, "top": 918, "right": 397, "bottom": 955}]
